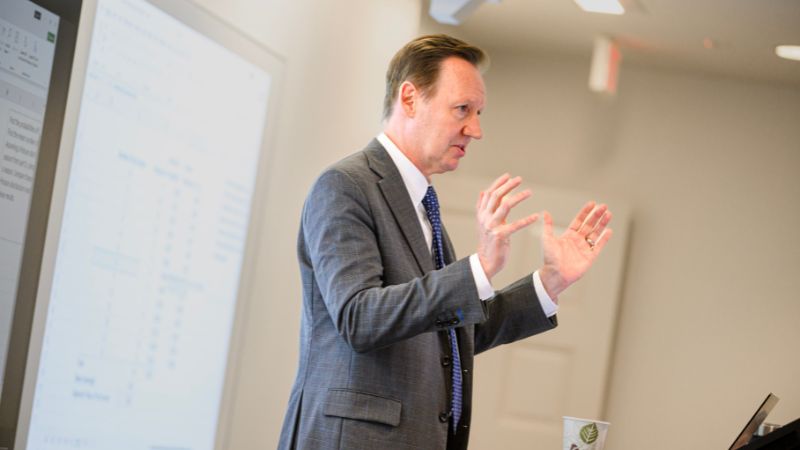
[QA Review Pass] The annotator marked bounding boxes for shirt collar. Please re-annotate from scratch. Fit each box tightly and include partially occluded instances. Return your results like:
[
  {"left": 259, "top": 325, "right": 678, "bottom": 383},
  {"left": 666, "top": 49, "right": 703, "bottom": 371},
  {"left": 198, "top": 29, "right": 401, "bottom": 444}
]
[{"left": 377, "top": 132, "right": 430, "bottom": 208}]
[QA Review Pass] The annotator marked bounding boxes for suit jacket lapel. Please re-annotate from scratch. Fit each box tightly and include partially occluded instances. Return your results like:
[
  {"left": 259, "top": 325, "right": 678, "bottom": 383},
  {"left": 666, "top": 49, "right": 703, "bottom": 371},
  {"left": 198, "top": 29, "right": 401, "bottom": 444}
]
[
  {"left": 365, "top": 140, "right": 434, "bottom": 274},
  {"left": 441, "top": 227, "right": 457, "bottom": 265}
]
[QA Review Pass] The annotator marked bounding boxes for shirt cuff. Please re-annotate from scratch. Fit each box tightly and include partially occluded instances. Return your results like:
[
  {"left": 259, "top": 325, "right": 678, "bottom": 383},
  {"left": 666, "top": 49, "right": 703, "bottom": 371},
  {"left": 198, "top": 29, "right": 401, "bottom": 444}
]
[
  {"left": 468, "top": 253, "right": 495, "bottom": 301},
  {"left": 533, "top": 270, "right": 558, "bottom": 317}
]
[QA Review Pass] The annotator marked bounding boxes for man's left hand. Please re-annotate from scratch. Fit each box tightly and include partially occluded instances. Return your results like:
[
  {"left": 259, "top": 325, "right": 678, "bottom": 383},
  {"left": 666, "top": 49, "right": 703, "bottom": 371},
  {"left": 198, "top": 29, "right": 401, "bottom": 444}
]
[{"left": 538, "top": 202, "right": 613, "bottom": 300}]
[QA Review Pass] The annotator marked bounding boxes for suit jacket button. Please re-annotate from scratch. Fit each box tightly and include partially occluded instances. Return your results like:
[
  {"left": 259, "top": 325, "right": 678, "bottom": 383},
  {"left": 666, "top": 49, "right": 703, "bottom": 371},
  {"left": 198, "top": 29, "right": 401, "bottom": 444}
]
[
  {"left": 439, "top": 412, "right": 449, "bottom": 423},
  {"left": 441, "top": 356, "right": 451, "bottom": 367}
]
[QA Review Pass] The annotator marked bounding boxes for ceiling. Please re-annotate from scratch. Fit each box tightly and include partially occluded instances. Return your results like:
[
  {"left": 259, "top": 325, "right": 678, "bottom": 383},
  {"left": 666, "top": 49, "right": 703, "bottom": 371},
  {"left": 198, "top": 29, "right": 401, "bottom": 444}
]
[{"left": 433, "top": 0, "right": 800, "bottom": 88}]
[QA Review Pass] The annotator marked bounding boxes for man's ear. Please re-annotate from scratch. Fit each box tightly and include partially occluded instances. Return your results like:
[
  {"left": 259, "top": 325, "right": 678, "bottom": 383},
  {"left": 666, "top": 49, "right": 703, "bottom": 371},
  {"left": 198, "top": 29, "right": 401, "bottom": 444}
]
[{"left": 399, "top": 81, "right": 418, "bottom": 118}]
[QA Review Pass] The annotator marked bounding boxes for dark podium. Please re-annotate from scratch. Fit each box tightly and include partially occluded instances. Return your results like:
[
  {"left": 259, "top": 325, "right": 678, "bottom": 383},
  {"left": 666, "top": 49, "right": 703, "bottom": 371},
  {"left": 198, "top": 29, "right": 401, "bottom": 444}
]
[{"left": 739, "top": 418, "right": 800, "bottom": 450}]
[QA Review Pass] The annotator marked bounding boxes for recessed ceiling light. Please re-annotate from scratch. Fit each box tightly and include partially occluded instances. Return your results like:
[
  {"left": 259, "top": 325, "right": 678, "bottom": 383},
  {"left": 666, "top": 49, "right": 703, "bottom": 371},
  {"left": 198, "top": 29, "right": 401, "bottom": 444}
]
[
  {"left": 775, "top": 45, "right": 800, "bottom": 61},
  {"left": 574, "top": 0, "right": 625, "bottom": 15}
]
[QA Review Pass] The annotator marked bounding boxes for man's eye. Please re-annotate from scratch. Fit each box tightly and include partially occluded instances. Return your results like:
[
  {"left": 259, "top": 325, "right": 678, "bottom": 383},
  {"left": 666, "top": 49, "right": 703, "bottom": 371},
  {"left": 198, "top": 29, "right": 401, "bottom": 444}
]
[{"left": 457, "top": 105, "right": 469, "bottom": 114}]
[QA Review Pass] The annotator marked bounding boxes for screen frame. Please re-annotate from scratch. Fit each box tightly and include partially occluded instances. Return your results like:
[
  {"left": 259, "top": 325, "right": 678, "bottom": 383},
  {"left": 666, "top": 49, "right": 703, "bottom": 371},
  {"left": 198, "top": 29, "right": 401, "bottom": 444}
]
[
  {"left": 729, "top": 393, "right": 780, "bottom": 450},
  {"left": 0, "top": 0, "right": 83, "bottom": 448},
  {"left": 12, "top": 0, "right": 285, "bottom": 448}
]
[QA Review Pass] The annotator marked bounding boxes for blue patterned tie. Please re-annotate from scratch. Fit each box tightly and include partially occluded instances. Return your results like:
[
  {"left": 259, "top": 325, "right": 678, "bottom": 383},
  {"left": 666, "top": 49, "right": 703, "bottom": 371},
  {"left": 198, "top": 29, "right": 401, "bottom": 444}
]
[{"left": 421, "top": 186, "right": 463, "bottom": 431}]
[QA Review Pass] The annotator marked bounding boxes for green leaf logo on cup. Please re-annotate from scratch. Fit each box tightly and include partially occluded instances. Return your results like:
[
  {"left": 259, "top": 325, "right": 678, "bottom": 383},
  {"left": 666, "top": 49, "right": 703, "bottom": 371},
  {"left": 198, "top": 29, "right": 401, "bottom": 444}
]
[
  {"left": 580, "top": 423, "right": 599, "bottom": 445},
  {"left": 563, "top": 416, "right": 609, "bottom": 450}
]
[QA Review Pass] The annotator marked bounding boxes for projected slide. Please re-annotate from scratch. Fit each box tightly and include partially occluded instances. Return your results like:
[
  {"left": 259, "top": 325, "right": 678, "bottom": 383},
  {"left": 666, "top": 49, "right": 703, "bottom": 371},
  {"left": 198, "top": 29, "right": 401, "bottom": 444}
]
[
  {"left": 0, "top": 0, "right": 59, "bottom": 393},
  {"left": 25, "top": 0, "right": 271, "bottom": 448}
]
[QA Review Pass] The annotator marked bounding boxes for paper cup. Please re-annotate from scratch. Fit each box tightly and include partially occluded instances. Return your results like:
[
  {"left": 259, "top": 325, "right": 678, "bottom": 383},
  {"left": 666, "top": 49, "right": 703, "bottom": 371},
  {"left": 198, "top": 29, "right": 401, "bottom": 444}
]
[{"left": 563, "top": 416, "right": 610, "bottom": 450}]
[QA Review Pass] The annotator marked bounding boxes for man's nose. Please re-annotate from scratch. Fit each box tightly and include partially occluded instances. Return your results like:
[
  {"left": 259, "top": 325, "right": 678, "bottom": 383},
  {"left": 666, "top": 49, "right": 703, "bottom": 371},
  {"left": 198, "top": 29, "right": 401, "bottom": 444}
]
[{"left": 463, "top": 114, "right": 483, "bottom": 140}]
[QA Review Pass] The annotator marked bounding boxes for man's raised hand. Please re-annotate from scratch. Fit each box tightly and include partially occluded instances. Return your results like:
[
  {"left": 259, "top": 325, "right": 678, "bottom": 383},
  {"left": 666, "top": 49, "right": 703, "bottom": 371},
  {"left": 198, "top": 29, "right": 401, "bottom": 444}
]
[
  {"left": 538, "top": 202, "right": 613, "bottom": 299},
  {"left": 476, "top": 174, "right": 539, "bottom": 280}
]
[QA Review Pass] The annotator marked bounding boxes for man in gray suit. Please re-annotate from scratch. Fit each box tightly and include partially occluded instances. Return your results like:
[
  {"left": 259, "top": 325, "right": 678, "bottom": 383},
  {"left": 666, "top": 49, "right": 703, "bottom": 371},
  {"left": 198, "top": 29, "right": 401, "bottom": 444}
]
[{"left": 279, "top": 34, "right": 613, "bottom": 450}]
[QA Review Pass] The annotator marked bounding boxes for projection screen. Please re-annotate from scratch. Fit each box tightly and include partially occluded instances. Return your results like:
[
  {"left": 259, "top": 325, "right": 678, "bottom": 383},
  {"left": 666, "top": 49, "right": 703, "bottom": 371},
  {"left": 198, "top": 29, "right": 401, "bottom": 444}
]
[{"left": 14, "top": 0, "right": 283, "bottom": 448}]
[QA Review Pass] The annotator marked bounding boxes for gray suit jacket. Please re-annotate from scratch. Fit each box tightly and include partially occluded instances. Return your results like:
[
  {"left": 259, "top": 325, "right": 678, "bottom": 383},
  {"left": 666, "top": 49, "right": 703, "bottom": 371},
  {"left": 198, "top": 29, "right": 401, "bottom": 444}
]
[{"left": 278, "top": 140, "right": 557, "bottom": 449}]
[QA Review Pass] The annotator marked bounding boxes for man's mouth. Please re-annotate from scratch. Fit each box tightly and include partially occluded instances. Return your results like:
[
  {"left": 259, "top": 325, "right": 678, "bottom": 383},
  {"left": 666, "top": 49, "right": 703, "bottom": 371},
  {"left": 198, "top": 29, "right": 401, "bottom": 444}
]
[{"left": 453, "top": 144, "right": 466, "bottom": 155}]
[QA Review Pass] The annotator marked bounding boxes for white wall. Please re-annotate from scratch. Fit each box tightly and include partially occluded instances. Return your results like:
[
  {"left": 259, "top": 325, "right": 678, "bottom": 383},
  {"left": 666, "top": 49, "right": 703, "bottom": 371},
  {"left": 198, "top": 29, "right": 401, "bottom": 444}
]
[
  {"left": 190, "top": 2, "right": 800, "bottom": 448},
  {"left": 447, "top": 47, "right": 800, "bottom": 449},
  {"left": 188, "top": 0, "right": 421, "bottom": 448}
]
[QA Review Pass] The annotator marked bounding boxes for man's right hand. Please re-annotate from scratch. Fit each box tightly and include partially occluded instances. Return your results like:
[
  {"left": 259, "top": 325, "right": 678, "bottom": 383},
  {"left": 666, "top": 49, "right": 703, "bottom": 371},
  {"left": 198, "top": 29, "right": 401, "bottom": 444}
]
[{"left": 476, "top": 173, "right": 539, "bottom": 281}]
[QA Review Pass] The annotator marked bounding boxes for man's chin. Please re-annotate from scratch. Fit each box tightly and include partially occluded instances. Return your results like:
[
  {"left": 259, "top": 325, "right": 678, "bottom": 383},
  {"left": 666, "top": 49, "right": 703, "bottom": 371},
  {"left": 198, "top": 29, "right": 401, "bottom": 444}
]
[{"left": 442, "top": 160, "right": 461, "bottom": 174}]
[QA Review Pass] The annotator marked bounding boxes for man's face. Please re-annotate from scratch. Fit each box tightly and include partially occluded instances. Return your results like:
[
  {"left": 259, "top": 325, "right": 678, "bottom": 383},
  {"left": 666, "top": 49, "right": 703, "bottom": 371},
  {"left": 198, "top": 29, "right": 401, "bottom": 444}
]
[{"left": 407, "top": 57, "right": 486, "bottom": 178}]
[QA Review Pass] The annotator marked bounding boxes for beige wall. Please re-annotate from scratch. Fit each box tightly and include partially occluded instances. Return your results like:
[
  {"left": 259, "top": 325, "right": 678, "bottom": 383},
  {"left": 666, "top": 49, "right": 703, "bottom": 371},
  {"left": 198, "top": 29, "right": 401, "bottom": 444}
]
[
  {"left": 190, "top": 2, "right": 800, "bottom": 448},
  {"left": 189, "top": 0, "right": 421, "bottom": 448},
  {"left": 449, "top": 47, "right": 800, "bottom": 449}
]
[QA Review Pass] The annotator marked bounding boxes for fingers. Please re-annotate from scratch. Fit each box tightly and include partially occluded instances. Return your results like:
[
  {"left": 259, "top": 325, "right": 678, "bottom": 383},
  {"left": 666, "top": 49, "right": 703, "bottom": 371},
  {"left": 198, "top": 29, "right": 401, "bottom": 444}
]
[
  {"left": 487, "top": 173, "right": 511, "bottom": 192},
  {"left": 565, "top": 202, "right": 614, "bottom": 252},
  {"left": 479, "top": 174, "right": 533, "bottom": 230},
  {"left": 585, "top": 210, "right": 612, "bottom": 243},
  {"left": 542, "top": 210, "right": 553, "bottom": 238},
  {"left": 591, "top": 228, "right": 613, "bottom": 253},
  {"left": 480, "top": 173, "right": 511, "bottom": 210},
  {"left": 506, "top": 212, "right": 539, "bottom": 234},
  {"left": 579, "top": 204, "right": 608, "bottom": 235},
  {"left": 567, "top": 201, "right": 596, "bottom": 232},
  {"left": 570, "top": 202, "right": 611, "bottom": 248},
  {"left": 485, "top": 176, "right": 523, "bottom": 213},
  {"left": 490, "top": 189, "right": 531, "bottom": 224},
  {"left": 507, "top": 189, "right": 532, "bottom": 210}
]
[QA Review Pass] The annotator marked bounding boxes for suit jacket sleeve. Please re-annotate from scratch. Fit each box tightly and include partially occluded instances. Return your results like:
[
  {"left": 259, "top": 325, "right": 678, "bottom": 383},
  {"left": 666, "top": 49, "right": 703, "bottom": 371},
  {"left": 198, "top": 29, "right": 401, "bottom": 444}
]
[
  {"left": 438, "top": 228, "right": 557, "bottom": 355},
  {"left": 301, "top": 167, "right": 490, "bottom": 353},
  {"left": 473, "top": 274, "right": 558, "bottom": 354}
]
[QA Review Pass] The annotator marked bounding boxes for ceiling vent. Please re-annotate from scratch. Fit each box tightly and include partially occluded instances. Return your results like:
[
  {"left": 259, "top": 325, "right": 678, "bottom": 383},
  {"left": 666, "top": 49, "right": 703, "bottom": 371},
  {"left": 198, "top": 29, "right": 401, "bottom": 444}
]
[{"left": 429, "top": 0, "right": 499, "bottom": 25}]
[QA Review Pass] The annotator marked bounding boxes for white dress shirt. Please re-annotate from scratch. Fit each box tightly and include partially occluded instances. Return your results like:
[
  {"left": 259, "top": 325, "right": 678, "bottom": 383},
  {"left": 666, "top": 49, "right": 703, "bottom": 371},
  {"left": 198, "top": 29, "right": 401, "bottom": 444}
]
[{"left": 377, "top": 133, "right": 558, "bottom": 317}]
